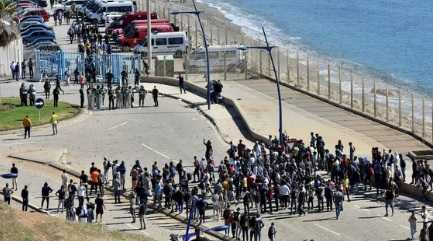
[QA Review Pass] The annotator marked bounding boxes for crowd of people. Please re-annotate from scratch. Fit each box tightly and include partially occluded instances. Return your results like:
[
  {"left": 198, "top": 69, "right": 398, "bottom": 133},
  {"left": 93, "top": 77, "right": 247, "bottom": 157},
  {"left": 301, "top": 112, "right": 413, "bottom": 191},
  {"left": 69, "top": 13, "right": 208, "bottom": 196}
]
[{"left": 5, "top": 127, "right": 430, "bottom": 241}]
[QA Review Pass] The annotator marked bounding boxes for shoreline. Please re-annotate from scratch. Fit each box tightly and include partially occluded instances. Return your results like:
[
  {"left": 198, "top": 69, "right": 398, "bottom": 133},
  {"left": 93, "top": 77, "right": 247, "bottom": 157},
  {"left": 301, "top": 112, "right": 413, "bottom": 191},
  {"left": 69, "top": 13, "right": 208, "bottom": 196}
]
[
  {"left": 195, "top": 0, "right": 433, "bottom": 99},
  {"left": 169, "top": 0, "right": 433, "bottom": 101}
]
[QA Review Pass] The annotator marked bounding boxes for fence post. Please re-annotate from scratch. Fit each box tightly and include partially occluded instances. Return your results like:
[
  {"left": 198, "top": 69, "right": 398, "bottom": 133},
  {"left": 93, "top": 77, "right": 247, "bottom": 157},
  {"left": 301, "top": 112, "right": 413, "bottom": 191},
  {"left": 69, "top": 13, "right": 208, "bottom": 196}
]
[
  {"left": 385, "top": 88, "right": 389, "bottom": 121},
  {"left": 224, "top": 26, "right": 228, "bottom": 81},
  {"left": 268, "top": 51, "right": 271, "bottom": 77},
  {"left": 259, "top": 50, "right": 263, "bottom": 76},
  {"left": 373, "top": 80, "right": 377, "bottom": 118},
  {"left": 306, "top": 56, "right": 310, "bottom": 92},
  {"left": 209, "top": 26, "right": 213, "bottom": 45},
  {"left": 350, "top": 70, "right": 353, "bottom": 109},
  {"left": 361, "top": 78, "right": 365, "bottom": 112},
  {"left": 195, "top": 20, "right": 198, "bottom": 48},
  {"left": 277, "top": 49, "right": 281, "bottom": 81},
  {"left": 411, "top": 94, "right": 415, "bottom": 133},
  {"left": 296, "top": 52, "right": 300, "bottom": 86},
  {"left": 244, "top": 47, "right": 248, "bottom": 80},
  {"left": 327, "top": 64, "right": 331, "bottom": 100},
  {"left": 180, "top": 14, "right": 183, "bottom": 31},
  {"left": 317, "top": 70, "right": 320, "bottom": 95},
  {"left": 398, "top": 90, "right": 402, "bottom": 127},
  {"left": 338, "top": 64, "right": 342, "bottom": 104},
  {"left": 422, "top": 98, "right": 425, "bottom": 137},
  {"left": 286, "top": 49, "right": 290, "bottom": 83},
  {"left": 187, "top": 15, "right": 191, "bottom": 42}
]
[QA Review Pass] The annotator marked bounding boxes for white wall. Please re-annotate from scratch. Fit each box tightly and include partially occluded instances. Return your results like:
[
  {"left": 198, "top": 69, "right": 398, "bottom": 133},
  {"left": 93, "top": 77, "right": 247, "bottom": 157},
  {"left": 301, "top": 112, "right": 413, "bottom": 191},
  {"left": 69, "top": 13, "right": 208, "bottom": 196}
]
[{"left": 0, "top": 38, "right": 24, "bottom": 79}]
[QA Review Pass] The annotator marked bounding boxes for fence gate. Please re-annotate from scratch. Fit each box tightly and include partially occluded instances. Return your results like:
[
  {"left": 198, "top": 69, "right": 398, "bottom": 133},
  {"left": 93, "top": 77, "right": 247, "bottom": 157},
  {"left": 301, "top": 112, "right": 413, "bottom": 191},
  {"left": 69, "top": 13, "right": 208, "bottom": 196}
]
[{"left": 35, "top": 50, "right": 142, "bottom": 85}]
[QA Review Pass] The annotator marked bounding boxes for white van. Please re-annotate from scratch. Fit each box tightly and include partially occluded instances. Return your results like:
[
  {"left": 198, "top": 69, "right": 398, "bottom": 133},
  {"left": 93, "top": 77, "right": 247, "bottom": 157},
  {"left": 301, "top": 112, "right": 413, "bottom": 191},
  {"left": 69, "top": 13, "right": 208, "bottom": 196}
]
[
  {"left": 134, "top": 32, "right": 189, "bottom": 58},
  {"left": 96, "top": 1, "right": 134, "bottom": 24},
  {"left": 187, "top": 45, "right": 246, "bottom": 72}
]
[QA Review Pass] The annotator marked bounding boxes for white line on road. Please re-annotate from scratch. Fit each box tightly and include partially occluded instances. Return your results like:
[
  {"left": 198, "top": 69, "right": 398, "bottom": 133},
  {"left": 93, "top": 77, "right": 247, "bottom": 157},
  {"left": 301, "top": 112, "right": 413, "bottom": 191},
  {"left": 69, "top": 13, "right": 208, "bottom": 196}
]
[
  {"left": 399, "top": 225, "right": 410, "bottom": 230},
  {"left": 108, "top": 121, "right": 128, "bottom": 130},
  {"left": 141, "top": 143, "right": 170, "bottom": 159},
  {"left": 314, "top": 224, "right": 341, "bottom": 236},
  {"left": 382, "top": 217, "right": 392, "bottom": 222}
]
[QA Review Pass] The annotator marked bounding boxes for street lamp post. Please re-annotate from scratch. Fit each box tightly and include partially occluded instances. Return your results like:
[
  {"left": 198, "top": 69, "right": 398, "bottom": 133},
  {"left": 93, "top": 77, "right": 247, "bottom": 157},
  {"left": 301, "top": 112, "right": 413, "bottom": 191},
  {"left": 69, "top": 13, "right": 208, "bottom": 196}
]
[
  {"left": 171, "top": 0, "right": 211, "bottom": 110},
  {"left": 243, "top": 26, "right": 283, "bottom": 143},
  {"left": 146, "top": 0, "right": 152, "bottom": 74}
]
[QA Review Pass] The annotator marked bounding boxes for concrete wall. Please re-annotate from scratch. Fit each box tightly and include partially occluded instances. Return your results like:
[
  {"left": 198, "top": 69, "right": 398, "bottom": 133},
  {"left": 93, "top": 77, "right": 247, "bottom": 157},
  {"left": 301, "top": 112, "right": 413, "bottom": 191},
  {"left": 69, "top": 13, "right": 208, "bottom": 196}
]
[{"left": 0, "top": 38, "right": 24, "bottom": 79}]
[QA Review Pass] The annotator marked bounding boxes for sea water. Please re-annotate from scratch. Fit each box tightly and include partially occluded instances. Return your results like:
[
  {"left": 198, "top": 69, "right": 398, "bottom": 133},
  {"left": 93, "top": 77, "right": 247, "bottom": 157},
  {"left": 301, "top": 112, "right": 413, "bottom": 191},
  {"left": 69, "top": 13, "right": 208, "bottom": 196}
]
[{"left": 200, "top": 0, "right": 433, "bottom": 96}]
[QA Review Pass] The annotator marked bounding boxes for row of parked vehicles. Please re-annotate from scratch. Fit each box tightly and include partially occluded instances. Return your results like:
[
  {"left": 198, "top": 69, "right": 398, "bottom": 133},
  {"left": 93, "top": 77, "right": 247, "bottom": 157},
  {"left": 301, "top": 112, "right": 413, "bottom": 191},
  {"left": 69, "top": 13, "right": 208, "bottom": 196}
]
[{"left": 17, "top": 0, "right": 57, "bottom": 49}]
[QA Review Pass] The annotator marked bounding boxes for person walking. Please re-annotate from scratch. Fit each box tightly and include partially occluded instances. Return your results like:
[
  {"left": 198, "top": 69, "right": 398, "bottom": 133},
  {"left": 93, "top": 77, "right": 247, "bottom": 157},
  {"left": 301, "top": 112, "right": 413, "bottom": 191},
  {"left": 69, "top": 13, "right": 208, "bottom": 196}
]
[
  {"left": 50, "top": 112, "right": 59, "bottom": 135},
  {"left": 21, "top": 61, "right": 26, "bottom": 79},
  {"left": 384, "top": 186, "right": 395, "bottom": 217},
  {"left": 28, "top": 58, "right": 33, "bottom": 79},
  {"left": 2, "top": 183, "right": 13, "bottom": 205},
  {"left": 267, "top": 222, "right": 276, "bottom": 241},
  {"left": 41, "top": 182, "right": 53, "bottom": 210},
  {"left": 22, "top": 115, "right": 32, "bottom": 139},
  {"left": 178, "top": 73, "right": 186, "bottom": 94},
  {"left": 128, "top": 192, "right": 136, "bottom": 223},
  {"left": 53, "top": 87, "right": 60, "bottom": 107},
  {"left": 408, "top": 210, "right": 417, "bottom": 240},
  {"left": 152, "top": 86, "right": 159, "bottom": 107},
  {"left": 56, "top": 185, "right": 66, "bottom": 213},
  {"left": 10, "top": 163, "right": 18, "bottom": 190},
  {"left": 334, "top": 187, "right": 344, "bottom": 220},
  {"left": 79, "top": 86, "right": 85, "bottom": 108},
  {"left": 138, "top": 86, "right": 146, "bottom": 107},
  {"left": 21, "top": 185, "right": 29, "bottom": 211},
  {"left": 95, "top": 194, "right": 105, "bottom": 223},
  {"left": 138, "top": 203, "right": 146, "bottom": 229},
  {"left": 44, "top": 79, "right": 51, "bottom": 99}
]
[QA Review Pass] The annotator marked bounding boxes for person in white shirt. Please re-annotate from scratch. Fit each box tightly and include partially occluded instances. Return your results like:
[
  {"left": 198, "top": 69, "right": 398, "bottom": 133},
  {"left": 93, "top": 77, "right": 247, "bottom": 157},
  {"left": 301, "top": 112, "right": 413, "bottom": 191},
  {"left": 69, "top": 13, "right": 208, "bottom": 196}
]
[{"left": 78, "top": 184, "right": 86, "bottom": 207}]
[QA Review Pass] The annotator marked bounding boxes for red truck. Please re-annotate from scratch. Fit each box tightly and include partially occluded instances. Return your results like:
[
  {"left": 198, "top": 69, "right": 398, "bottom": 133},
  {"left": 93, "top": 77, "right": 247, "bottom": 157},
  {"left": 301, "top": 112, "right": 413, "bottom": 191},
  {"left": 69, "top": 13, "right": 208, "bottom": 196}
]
[
  {"left": 112, "top": 19, "right": 171, "bottom": 36},
  {"left": 118, "top": 23, "right": 174, "bottom": 48},
  {"left": 106, "top": 11, "right": 158, "bottom": 35}
]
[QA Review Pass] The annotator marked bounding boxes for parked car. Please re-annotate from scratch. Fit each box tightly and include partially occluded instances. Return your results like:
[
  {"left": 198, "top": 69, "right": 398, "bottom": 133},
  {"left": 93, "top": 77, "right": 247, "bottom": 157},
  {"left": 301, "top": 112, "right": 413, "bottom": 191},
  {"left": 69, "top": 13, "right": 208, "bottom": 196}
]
[
  {"left": 20, "top": 20, "right": 45, "bottom": 30},
  {"left": 21, "top": 27, "right": 54, "bottom": 38},
  {"left": 25, "top": 36, "right": 56, "bottom": 47},
  {"left": 23, "top": 31, "right": 55, "bottom": 44},
  {"left": 20, "top": 22, "right": 51, "bottom": 33},
  {"left": 20, "top": 15, "right": 44, "bottom": 24},
  {"left": 20, "top": 8, "right": 50, "bottom": 22},
  {"left": 105, "top": 11, "right": 158, "bottom": 35}
]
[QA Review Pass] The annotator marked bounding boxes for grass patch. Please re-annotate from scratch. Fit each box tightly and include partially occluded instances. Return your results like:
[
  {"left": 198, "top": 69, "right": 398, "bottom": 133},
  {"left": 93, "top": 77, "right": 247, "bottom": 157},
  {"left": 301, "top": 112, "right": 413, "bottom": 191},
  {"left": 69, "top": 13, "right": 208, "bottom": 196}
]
[
  {"left": 0, "top": 97, "right": 80, "bottom": 131},
  {"left": 0, "top": 204, "right": 155, "bottom": 241}
]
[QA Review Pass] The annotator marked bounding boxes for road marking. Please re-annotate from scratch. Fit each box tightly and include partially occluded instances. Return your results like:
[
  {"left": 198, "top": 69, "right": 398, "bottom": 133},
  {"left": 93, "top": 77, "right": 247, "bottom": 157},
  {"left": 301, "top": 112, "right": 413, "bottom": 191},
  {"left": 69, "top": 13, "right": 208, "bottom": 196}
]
[
  {"left": 314, "top": 223, "right": 341, "bottom": 236},
  {"left": 108, "top": 121, "right": 128, "bottom": 130},
  {"left": 354, "top": 204, "right": 360, "bottom": 208},
  {"left": 382, "top": 217, "right": 392, "bottom": 222},
  {"left": 399, "top": 225, "right": 410, "bottom": 230},
  {"left": 141, "top": 143, "right": 170, "bottom": 159}
]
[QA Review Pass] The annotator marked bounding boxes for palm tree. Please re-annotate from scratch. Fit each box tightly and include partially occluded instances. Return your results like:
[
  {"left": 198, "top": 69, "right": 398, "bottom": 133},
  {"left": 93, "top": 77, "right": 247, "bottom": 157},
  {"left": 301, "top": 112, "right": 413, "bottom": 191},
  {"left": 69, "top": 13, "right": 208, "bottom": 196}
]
[{"left": 0, "top": 0, "right": 18, "bottom": 47}]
